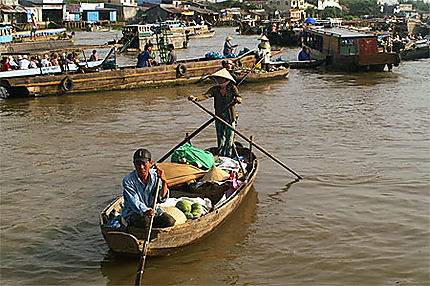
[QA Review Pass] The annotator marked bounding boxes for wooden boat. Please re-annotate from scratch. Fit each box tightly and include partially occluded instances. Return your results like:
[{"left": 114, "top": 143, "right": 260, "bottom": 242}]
[
  {"left": 189, "top": 30, "right": 215, "bottom": 39},
  {"left": 233, "top": 65, "right": 290, "bottom": 83},
  {"left": 0, "top": 54, "right": 256, "bottom": 98},
  {"left": 0, "top": 28, "right": 75, "bottom": 53},
  {"left": 99, "top": 146, "right": 259, "bottom": 256},
  {"left": 304, "top": 26, "right": 400, "bottom": 71},
  {"left": 287, "top": 59, "right": 325, "bottom": 69},
  {"left": 399, "top": 40, "right": 430, "bottom": 61},
  {"left": 118, "top": 24, "right": 189, "bottom": 52}
]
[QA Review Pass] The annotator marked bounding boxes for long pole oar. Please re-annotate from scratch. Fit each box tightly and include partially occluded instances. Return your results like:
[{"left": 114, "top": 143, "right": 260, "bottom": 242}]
[
  {"left": 237, "top": 56, "right": 264, "bottom": 86},
  {"left": 157, "top": 101, "right": 237, "bottom": 163},
  {"left": 135, "top": 177, "right": 162, "bottom": 286},
  {"left": 191, "top": 100, "right": 303, "bottom": 180}
]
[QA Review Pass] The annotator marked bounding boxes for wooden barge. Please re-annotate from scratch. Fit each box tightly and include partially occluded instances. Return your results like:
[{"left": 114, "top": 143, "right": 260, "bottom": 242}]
[
  {"left": 0, "top": 27, "right": 75, "bottom": 53},
  {"left": 303, "top": 26, "right": 400, "bottom": 71},
  {"left": 119, "top": 24, "right": 188, "bottom": 52},
  {"left": 0, "top": 55, "right": 256, "bottom": 98},
  {"left": 100, "top": 146, "right": 259, "bottom": 256}
]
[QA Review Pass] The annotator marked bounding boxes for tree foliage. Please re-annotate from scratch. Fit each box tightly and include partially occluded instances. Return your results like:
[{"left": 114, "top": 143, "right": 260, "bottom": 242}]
[
  {"left": 399, "top": 0, "right": 430, "bottom": 12},
  {"left": 340, "top": 0, "right": 380, "bottom": 16}
]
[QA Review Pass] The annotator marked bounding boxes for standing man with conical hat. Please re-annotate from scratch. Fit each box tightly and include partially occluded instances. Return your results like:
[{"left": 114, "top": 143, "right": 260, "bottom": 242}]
[
  {"left": 258, "top": 35, "right": 271, "bottom": 71},
  {"left": 188, "top": 68, "right": 242, "bottom": 157},
  {"left": 223, "top": 36, "right": 238, "bottom": 57}
]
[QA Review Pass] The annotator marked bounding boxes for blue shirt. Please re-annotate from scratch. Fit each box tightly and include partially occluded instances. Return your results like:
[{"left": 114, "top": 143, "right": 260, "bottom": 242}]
[
  {"left": 298, "top": 50, "right": 310, "bottom": 61},
  {"left": 122, "top": 168, "right": 168, "bottom": 223},
  {"left": 136, "top": 50, "right": 151, "bottom": 68}
]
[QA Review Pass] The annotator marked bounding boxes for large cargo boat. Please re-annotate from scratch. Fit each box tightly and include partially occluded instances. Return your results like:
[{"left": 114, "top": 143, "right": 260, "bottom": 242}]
[
  {"left": 0, "top": 53, "right": 256, "bottom": 98},
  {"left": 0, "top": 27, "right": 75, "bottom": 53},
  {"left": 303, "top": 26, "right": 400, "bottom": 71}
]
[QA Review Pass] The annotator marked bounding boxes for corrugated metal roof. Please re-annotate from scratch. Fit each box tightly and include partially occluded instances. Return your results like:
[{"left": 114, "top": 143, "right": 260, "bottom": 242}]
[
  {"left": 0, "top": 4, "right": 27, "bottom": 13},
  {"left": 309, "top": 27, "right": 375, "bottom": 38}
]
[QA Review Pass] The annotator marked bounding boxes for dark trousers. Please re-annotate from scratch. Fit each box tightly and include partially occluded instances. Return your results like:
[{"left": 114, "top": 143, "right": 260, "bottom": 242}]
[{"left": 129, "top": 212, "right": 175, "bottom": 228}]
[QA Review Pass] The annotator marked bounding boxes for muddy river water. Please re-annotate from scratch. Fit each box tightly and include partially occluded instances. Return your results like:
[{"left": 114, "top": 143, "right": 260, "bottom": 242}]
[{"left": 1, "top": 28, "right": 429, "bottom": 285}]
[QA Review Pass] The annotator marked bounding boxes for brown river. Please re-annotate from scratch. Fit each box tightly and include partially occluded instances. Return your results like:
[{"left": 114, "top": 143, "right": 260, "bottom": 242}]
[{"left": 1, "top": 28, "right": 429, "bottom": 285}]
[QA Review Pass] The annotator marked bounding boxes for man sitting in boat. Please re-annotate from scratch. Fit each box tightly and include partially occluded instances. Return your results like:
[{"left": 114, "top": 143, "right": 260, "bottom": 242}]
[
  {"left": 89, "top": 50, "right": 99, "bottom": 61},
  {"left": 122, "top": 148, "right": 176, "bottom": 228},
  {"left": 298, "top": 46, "right": 310, "bottom": 61},
  {"left": 136, "top": 43, "right": 154, "bottom": 68},
  {"left": 223, "top": 36, "right": 238, "bottom": 57},
  {"left": 188, "top": 69, "right": 242, "bottom": 157}
]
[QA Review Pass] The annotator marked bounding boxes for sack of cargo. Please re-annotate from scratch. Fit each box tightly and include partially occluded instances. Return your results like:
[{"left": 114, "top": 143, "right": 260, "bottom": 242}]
[{"left": 171, "top": 143, "right": 215, "bottom": 170}]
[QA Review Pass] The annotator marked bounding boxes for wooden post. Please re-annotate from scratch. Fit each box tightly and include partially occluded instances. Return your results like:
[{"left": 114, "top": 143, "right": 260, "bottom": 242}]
[{"left": 249, "top": 136, "right": 253, "bottom": 163}]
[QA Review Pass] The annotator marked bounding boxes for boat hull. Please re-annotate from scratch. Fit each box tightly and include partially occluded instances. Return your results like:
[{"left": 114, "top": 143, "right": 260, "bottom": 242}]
[
  {"left": 100, "top": 147, "right": 259, "bottom": 256},
  {"left": 234, "top": 67, "right": 290, "bottom": 83},
  {"left": 400, "top": 45, "right": 430, "bottom": 61},
  {"left": 0, "top": 38, "right": 75, "bottom": 53},
  {"left": 1, "top": 55, "right": 256, "bottom": 98}
]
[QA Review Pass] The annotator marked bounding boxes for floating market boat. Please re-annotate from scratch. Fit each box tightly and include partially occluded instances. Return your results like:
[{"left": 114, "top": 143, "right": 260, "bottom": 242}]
[
  {"left": 160, "top": 20, "right": 215, "bottom": 39},
  {"left": 303, "top": 26, "right": 400, "bottom": 71},
  {"left": 287, "top": 59, "right": 325, "bottom": 69},
  {"left": 231, "top": 64, "right": 290, "bottom": 83},
  {"left": 118, "top": 24, "right": 188, "bottom": 52},
  {"left": 0, "top": 27, "right": 75, "bottom": 53},
  {"left": 99, "top": 146, "right": 259, "bottom": 256},
  {"left": 399, "top": 39, "right": 430, "bottom": 61},
  {"left": 0, "top": 53, "right": 256, "bottom": 98}
]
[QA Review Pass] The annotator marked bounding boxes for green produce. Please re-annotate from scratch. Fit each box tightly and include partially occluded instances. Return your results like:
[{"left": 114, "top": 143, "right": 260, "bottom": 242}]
[
  {"left": 176, "top": 200, "right": 192, "bottom": 213},
  {"left": 184, "top": 212, "right": 194, "bottom": 219},
  {"left": 191, "top": 203, "right": 201, "bottom": 217}
]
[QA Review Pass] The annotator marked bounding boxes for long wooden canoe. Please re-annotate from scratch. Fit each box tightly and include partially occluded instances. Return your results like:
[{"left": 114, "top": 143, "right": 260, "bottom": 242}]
[
  {"left": 99, "top": 146, "right": 259, "bottom": 256},
  {"left": 0, "top": 55, "right": 256, "bottom": 98}
]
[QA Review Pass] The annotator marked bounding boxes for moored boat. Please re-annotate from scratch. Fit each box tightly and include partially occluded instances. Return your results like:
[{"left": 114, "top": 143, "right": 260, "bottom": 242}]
[
  {"left": 0, "top": 54, "right": 256, "bottom": 98},
  {"left": 303, "top": 26, "right": 400, "bottom": 71},
  {"left": 232, "top": 65, "right": 290, "bottom": 83},
  {"left": 399, "top": 39, "right": 430, "bottom": 61},
  {"left": 287, "top": 59, "right": 325, "bottom": 69},
  {"left": 0, "top": 27, "right": 75, "bottom": 53},
  {"left": 99, "top": 146, "right": 259, "bottom": 256}
]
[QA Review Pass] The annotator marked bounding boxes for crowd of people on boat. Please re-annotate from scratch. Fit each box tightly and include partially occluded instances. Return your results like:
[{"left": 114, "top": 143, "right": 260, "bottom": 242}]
[{"left": 1, "top": 50, "right": 99, "bottom": 72}]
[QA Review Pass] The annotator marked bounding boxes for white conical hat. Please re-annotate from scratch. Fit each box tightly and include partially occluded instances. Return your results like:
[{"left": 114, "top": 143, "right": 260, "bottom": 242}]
[
  {"left": 209, "top": 68, "right": 236, "bottom": 84},
  {"left": 259, "top": 35, "right": 269, "bottom": 41}
]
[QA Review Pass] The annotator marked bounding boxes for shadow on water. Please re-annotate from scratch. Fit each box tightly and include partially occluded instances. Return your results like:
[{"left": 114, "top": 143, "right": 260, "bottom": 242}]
[{"left": 99, "top": 187, "right": 259, "bottom": 285}]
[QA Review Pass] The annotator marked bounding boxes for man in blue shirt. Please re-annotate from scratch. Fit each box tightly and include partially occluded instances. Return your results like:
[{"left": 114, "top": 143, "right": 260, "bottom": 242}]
[
  {"left": 136, "top": 43, "right": 154, "bottom": 68},
  {"left": 298, "top": 46, "right": 311, "bottom": 61},
  {"left": 122, "top": 148, "right": 175, "bottom": 228}
]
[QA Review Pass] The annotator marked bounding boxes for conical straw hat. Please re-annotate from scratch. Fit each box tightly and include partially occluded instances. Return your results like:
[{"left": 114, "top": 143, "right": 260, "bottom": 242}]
[
  {"left": 209, "top": 68, "right": 236, "bottom": 84},
  {"left": 259, "top": 35, "right": 269, "bottom": 41},
  {"left": 201, "top": 166, "right": 229, "bottom": 183},
  {"left": 226, "top": 36, "right": 233, "bottom": 41}
]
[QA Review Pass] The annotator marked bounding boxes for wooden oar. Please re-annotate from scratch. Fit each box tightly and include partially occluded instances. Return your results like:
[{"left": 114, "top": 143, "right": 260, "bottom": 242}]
[
  {"left": 271, "top": 48, "right": 285, "bottom": 57},
  {"left": 191, "top": 100, "right": 303, "bottom": 180},
  {"left": 236, "top": 56, "right": 265, "bottom": 86},
  {"left": 135, "top": 177, "right": 162, "bottom": 286}
]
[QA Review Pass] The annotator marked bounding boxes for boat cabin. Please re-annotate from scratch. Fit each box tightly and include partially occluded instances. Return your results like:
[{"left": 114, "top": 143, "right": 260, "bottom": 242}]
[
  {"left": 303, "top": 26, "right": 399, "bottom": 71},
  {"left": 0, "top": 26, "right": 13, "bottom": 44}
]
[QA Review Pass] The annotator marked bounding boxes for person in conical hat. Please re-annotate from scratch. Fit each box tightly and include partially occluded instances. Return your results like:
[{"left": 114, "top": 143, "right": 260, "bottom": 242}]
[
  {"left": 188, "top": 68, "right": 242, "bottom": 157},
  {"left": 223, "top": 36, "right": 238, "bottom": 57},
  {"left": 257, "top": 34, "right": 271, "bottom": 71},
  {"left": 259, "top": 35, "right": 269, "bottom": 41}
]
